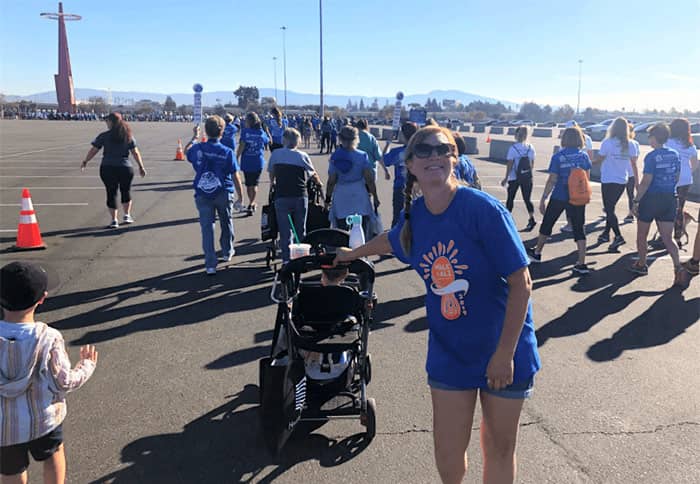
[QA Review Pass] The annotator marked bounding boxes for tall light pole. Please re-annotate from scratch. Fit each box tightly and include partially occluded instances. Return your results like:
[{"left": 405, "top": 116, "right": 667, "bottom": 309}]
[
  {"left": 280, "top": 26, "right": 288, "bottom": 110},
  {"left": 576, "top": 59, "right": 583, "bottom": 115},
  {"left": 272, "top": 56, "right": 278, "bottom": 103},
  {"left": 319, "top": 0, "right": 324, "bottom": 118}
]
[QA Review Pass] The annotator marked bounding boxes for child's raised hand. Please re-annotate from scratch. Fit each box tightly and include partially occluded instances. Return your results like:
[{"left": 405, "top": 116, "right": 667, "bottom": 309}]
[{"left": 80, "top": 345, "right": 98, "bottom": 364}]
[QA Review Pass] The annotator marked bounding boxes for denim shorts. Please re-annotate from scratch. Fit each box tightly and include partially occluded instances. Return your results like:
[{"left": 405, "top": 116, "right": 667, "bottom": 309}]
[{"left": 428, "top": 376, "right": 534, "bottom": 400}]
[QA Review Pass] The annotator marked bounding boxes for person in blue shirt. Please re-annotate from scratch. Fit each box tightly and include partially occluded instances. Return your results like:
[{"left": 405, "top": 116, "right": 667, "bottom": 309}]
[
  {"left": 184, "top": 116, "right": 244, "bottom": 275},
  {"left": 453, "top": 133, "right": 481, "bottom": 190},
  {"left": 221, "top": 113, "right": 238, "bottom": 153},
  {"left": 528, "top": 127, "right": 593, "bottom": 275},
  {"left": 236, "top": 112, "right": 270, "bottom": 216},
  {"left": 629, "top": 122, "right": 682, "bottom": 283},
  {"left": 379, "top": 121, "right": 418, "bottom": 228},
  {"left": 329, "top": 123, "right": 338, "bottom": 153},
  {"left": 267, "top": 106, "right": 288, "bottom": 151},
  {"left": 320, "top": 116, "right": 332, "bottom": 154},
  {"left": 356, "top": 118, "right": 382, "bottom": 178},
  {"left": 334, "top": 125, "right": 539, "bottom": 484}
]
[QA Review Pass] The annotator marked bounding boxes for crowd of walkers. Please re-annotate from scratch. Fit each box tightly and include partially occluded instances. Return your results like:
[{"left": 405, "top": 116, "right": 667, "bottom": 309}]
[{"left": 2, "top": 106, "right": 698, "bottom": 484}]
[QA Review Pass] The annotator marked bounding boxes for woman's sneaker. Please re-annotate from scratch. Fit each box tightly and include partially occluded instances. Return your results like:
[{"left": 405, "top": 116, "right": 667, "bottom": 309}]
[
  {"left": 123, "top": 214, "right": 134, "bottom": 224},
  {"left": 108, "top": 219, "right": 119, "bottom": 229},
  {"left": 628, "top": 263, "right": 648, "bottom": 275},
  {"left": 527, "top": 247, "right": 542, "bottom": 263},
  {"left": 624, "top": 214, "right": 635, "bottom": 222},
  {"left": 609, "top": 236, "right": 626, "bottom": 250},
  {"left": 524, "top": 219, "right": 537, "bottom": 232},
  {"left": 572, "top": 264, "right": 591, "bottom": 275},
  {"left": 683, "top": 259, "right": 699, "bottom": 276},
  {"left": 597, "top": 233, "right": 610, "bottom": 243}
]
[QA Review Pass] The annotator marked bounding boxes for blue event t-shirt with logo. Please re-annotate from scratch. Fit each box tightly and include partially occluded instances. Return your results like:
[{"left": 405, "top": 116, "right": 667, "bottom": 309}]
[
  {"left": 239, "top": 128, "right": 270, "bottom": 172},
  {"left": 547, "top": 147, "right": 592, "bottom": 202},
  {"left": 328, "top": 147, "right": 372, "bottom": 183},
  {"left": 382, "top": 146, "right": 406, "bottom": 190},
  {"left": 221, "top": 122, "right": 238, "bottom": 152},
  {"left": 267, "top": 118, "right": 288, "bottom": 145},
  {"left": 387, "top": 186, "right": 541, "bottom": 388},
  {"left": 186, "top": 140, "right": 239, "bottom": 198},
  {"left": 643, "top": 147, "right": 680, "bottom": 194}
]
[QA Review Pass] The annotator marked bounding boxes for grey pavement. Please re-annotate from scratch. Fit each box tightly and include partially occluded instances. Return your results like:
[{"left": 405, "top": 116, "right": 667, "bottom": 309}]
[{"left": 0, "top": 120, "right": 698, "bottom": 483}]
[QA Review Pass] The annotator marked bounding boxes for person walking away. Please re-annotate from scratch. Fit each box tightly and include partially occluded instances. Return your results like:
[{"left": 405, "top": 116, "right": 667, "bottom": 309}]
[
  {"left": 380, "top": 122, "right": 418, "bottom": 228},
  {"left": 320, "top": 116, "right": 332, "bottom": 154},
  {"left": 237, "top": 112, "right": 270, "bottom": 216},
  {"left": 0, "top": 261, "right": 98, "bottom": 484},
  {"left": 267, "top": 107, "right": 288, "bottom": 152},
  {"left": 221, "top": 113, "right": 239, "bottom": 153},
  {"left": 356, "top": 119, "right": 382, "bottom": 179},
  {"left": 453, "top": 134, "right": 482, "bottom": 190},
  {"left": 628, "top": 123, "right": 683, "bottom": 285},
  {"left": 185, "top": 116, "right": 244, "bottom": 275},
  {"left": 335, "top": 126, "right": 540, "bottom": 484},
  {"left": 81, "top": 112, "right": 146, "bottom": 228},
  {"left": 325, "top": 126, "right": 379, "bottom": 235},
  {"left": 302, "top": 117, "right": 313, "bottom": 149},
  {"left": 267, "top": 128, "right": 323, "bottom": 263},
  {"left": 594, "top": 117, "right": 639, "bottom": 250},
  {"left": 528, "top": 126, "right": 592, "bottom": 275},
  {"left": 502, "top": 126, "right": 536, "bottom": 231},
  {"left": 559, "top": 120, "right": 593, "bottom": 233},
  {"left": 666, "top": 118, "right": 699, "bottom": 249}
]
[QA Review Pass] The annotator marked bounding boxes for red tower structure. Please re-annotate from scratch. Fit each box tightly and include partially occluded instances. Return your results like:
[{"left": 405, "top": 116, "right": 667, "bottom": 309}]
[{"left": 41, "top": 2, "right": 81, "bottom": 113}]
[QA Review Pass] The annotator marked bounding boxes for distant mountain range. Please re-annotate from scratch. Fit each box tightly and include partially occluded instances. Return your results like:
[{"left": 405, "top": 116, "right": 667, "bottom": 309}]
[{"left": 4, "top": 88, "right": 516, "bottom": 109}]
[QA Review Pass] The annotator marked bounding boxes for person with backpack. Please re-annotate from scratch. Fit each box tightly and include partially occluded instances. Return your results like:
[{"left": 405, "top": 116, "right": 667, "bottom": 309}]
[
  {"left": 528, "top": 127, "right": 592, "bottom": 275},
  {"left": 185, "top": 116, "right": 244, "bottom": 275},
  {"left": 502, "top": 126, "right": 537, "bottom": 231},
  {"left": 628, "top": 123, "right": 682, "bottom": 284},
  {"left": 593, "top": 117, "right": 640, "bottom": 250},
  {"left": 559, "top": 120, "right": 594, "bottom": 233}
]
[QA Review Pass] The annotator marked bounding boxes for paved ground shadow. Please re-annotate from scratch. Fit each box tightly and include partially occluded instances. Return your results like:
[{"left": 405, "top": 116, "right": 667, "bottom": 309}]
[{"left": 90, "top": 384, "right": 370, "bottom": 483}]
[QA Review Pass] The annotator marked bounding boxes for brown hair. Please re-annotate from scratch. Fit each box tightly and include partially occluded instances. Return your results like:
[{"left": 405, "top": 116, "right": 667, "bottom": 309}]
[
  {"left": 356, "top": 118, "right": 368, "bottom": 130},
  {"left": 399, "top": 126, "right": 459, "bottom": 256},
  {"left": 270, "top": 106, "right": 282, "bottom": 124},
  {"left": 515, "top": 126, "right": 529, "bottom": 143},
  {"left": 338, "top": 126, "right": 359, "bottom": 149},
  {"left": 607, "top": 117, "right": 630, "bottom": 153},
  {"left": 560, "top": 127, "right": 585, "bottom": 149},
  {"left": 647, "top": 122, "right": 670, "bottom": 145},
  {"left": 106, "top": 112, "right": 132, "bottom": 144},
  {"left": 204, "top": 115, "right": 225, "bottom": 138},
  {"left": 246, "top": 111, "right": 262, "bottom": 129},
  {"left": 669, "top": 118, "right": 692, "bottom": 148}
]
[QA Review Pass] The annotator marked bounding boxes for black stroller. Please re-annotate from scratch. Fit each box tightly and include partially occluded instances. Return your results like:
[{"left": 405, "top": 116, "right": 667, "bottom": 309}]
[
  {"left": 262, "top": 180, "right": 330, "bottom": 268},
  {"left": 258, "top": 229, "right": 376, "bottom": 455}
]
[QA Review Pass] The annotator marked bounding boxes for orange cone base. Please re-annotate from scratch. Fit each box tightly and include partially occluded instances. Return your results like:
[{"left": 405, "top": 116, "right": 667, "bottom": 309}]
[{"left": 12, "top": 224, "right": 46, "bottom": 251}]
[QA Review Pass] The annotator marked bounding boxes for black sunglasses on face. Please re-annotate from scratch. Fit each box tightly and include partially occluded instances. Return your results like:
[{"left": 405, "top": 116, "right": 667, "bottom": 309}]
[{"left": 413, "top": 143, "right": 454, "bottom": 159}]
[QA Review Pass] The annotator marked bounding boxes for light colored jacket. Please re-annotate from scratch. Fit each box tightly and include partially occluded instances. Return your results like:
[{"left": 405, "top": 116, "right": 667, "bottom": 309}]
[{"left": 0, "top": 321, "right": 95, "bottom": 446}]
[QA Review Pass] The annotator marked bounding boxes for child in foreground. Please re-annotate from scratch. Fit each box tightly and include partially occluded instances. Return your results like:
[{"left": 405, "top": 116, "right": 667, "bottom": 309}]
[{"left": 0, "top": 261, "right": 98, "bottom": 484}]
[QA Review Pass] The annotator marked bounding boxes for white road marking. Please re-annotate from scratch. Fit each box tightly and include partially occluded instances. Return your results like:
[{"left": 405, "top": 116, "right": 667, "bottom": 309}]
[
  {"left": 0, "top": 143, "right": 88, "bottom": 158},
  {"left": 0, "top": 187, "right": 103, "bottom": 189},
  {"left": 0, "top": 175, "right": 101, "bottom": 178},
  {"left": 0, "top": 229, "right": 17, "bottom": 232},
  {"left": 0, "top": 203, "right": 89, "bottom": 206}
]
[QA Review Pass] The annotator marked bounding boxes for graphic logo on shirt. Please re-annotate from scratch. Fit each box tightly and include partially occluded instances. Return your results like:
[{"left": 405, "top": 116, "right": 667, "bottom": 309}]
[
  {"left": 197, "top": 171, "right": 222, "bottom": 193},
  {"left": 420, "top": 240, "right": 469, "bottom": 320}
]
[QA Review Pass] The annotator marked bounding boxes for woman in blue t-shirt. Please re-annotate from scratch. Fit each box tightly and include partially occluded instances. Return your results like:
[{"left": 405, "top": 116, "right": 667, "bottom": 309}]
[
  {"left": 528, "top": 127, "right": 592, "bottom": 275},
  {"left": 629, "top": 123, "right": 682, "bottom": 283},
  {"left": 236, "top": 112, "right": 270, "bottom": 216},
  {"left": 325, "top": 126, "right": 379, "bottom": 234},
  {"left": 267, "top": 107, "right": 288, "bottom": 152},
  {"left": 335, "top": 126, "right": 540, "bottom": 484}
]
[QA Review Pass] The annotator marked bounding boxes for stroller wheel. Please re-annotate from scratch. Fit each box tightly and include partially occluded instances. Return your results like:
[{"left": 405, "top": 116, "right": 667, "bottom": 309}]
[
  {"left": 360, "top": 398, "right": 377, "bottom": 440},
  {"left": 364, "top": 353, "right": 372, "bottom": 385}
]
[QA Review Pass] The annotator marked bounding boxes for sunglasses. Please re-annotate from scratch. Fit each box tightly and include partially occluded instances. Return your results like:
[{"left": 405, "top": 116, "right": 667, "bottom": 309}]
[{"left": 413, "top": 143, "right": 454, "bottom": 159}]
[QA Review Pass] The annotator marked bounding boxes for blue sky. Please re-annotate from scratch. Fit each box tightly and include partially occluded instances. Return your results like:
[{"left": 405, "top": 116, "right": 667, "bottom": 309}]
[{"left": 1, "top": 0, "right": 699, "bottom": 111}]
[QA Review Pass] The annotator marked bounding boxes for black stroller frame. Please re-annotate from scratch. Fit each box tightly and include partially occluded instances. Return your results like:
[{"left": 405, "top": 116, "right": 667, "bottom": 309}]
[{"left": 259, "top": 229, "right": 376, "bottom": 454}]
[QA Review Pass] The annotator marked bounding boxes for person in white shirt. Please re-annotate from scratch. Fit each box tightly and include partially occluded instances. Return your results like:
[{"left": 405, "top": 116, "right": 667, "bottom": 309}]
[
  {"left": 502, "top": 127, "right": 537, "bottom": 231},
  {"left": 593, "top": 117, "right": 639, "bottom": 250},
  {"left": 667, "top": 118, "right": 699, "bottom": 248}
]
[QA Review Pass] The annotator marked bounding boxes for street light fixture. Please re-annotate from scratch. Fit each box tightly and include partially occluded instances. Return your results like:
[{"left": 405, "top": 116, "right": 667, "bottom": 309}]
[
  {"left": 280, "top": 26, "right": 288, "bottom": 110},
  {"left": 319, "top": 1, "right": 324, "bottom": 118},
  {"left": 576, "top": 59, "right": 583, "bottom": 115}
]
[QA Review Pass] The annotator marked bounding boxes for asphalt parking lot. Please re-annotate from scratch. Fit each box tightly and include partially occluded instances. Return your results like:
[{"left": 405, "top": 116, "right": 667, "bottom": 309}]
[{"left": 0, "top": 120, "right": 698, "bottom": 483}]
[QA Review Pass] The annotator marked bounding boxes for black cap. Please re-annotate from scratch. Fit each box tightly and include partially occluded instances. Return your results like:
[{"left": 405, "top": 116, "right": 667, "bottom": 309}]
[{"left": 0, "top": 261, "right": 48, "bottom": 311}]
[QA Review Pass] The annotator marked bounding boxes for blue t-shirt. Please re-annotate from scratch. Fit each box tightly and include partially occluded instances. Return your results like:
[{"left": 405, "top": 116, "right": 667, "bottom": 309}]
[
  {"left": 643, "top": 147, "right": 681, "bottom": 194},
  {"left": 221, "top": 122, "right": 238, "bottom": 152},
  {"left": 383, "top": 146, "right": 406, "bottom": 190},
  {"left": 186, "top": 140, "right": 239, "bottom": 198},
  {"left": 267, "top": 118, "right": 288, "bottom": 145},
  {"left": 547, "top": 148, "right": 592, "bottom": 201},
  {"left": 454, "top": 154, "right": 477, "bottom": 185},
  {"left": 239, "top": 128, "right": 270, "bottom": 172},
  {"left": 388, "top": 187, "right": 541, "bottom": 388},
  {"left": 328, "top": 147, "right": 372, "bottom": 183}
]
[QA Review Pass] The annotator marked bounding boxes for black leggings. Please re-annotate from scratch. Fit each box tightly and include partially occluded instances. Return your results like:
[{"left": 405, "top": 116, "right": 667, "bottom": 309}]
[
  {"left": 100, "top": 165, "right": 134, "bottom": 209},
  {"left": 506, "top": 179, "right": 534, "bottom": 215},
  {"left": 626, "top": 177, "right": 635, "bottom": 212},
  {"left": 320, "top": 133, "right": 331, "bottom": 152},
  {"left": 675, "top": 185, "right": 691, "bottom": 240},
  {"left": 601, "top": 183, "right": 626, "bottom": 237},
  {"left": 540, "top": 199, "right": 586, "bottom": 241}
]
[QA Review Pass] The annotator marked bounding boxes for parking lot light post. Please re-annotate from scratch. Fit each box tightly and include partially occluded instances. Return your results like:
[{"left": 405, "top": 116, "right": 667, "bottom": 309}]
[
  {"left": 281, "top": 26, "right": 288, "bottom": 111},
  {"left": 576, "top": 59, "right": 583, "bottom": 115}
]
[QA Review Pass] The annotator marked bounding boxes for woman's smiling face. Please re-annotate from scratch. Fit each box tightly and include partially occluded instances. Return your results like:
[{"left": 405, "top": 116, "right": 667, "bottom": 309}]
[{"left": 407, "top": 132, "right": 456, "bottom": 187}]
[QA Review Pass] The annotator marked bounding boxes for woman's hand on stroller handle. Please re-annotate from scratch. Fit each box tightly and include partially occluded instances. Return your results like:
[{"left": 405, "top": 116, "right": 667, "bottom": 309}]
[{"left": 333, "top": 247, "right": 355, "bottom": 266}]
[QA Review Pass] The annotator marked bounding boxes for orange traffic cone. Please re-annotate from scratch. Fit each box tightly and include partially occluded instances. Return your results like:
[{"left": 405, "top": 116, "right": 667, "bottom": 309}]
[
  {"left": 174, "top": 138, "right": 185, "bottom": 161},
  {"left": 12, "top": 188, "right": 46, "bottom": 251},
  {"left": 486, "top": 134, "right": 491, "bottom": 143}
]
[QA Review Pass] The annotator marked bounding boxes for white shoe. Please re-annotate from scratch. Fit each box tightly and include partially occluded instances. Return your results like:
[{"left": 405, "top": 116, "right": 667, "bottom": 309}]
[
  {"left": 108, "top": 220, "right": 119, "bottom": 229},
  {"left": 123, "top": 214, "right": 134, "bottom": 224},
  {"left": 219, "top": 250, "right": 235, "bottom": 262}
]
